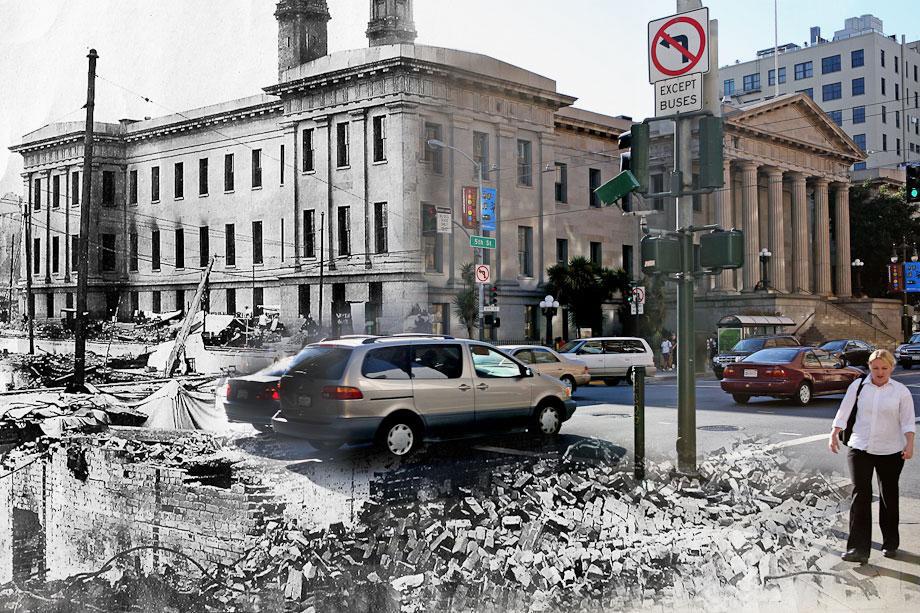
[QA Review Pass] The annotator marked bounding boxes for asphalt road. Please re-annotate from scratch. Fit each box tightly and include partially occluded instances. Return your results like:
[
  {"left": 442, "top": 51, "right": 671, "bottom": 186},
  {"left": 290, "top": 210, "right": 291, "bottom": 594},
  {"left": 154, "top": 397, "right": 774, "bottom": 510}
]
[{"left": 563, "top": 368, "right": 920, "bottom": 497}]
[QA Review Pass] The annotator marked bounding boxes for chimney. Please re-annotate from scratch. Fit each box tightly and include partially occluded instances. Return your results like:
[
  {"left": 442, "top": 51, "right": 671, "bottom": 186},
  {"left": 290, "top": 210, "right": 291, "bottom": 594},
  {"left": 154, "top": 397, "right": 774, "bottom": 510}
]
[
  {"left": 367, "top": 0, "right": 417, "bottom": 47},
  {"left": 275, "top": 0, "right": 331, "bottom": 80}
]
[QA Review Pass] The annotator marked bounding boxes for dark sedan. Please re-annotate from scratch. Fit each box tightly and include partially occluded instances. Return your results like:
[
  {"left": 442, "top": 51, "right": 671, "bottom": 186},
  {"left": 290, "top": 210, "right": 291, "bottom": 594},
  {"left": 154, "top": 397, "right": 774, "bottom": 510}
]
[
  {"left": 222, "top": 357, "right": 294, "bottom": 428},
  {"left": 720, "top": 347, "right": 863, "bottom": 406},
  {"left": 819, "top": 339, "right": 875, "bottom": 368}
]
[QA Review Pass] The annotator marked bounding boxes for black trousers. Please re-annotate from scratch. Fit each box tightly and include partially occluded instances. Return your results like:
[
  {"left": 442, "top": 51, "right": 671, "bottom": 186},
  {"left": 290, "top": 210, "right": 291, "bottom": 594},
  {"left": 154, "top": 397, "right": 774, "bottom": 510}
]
[{"left": 846, "top": 448, "right": 905, "bottom": 554}]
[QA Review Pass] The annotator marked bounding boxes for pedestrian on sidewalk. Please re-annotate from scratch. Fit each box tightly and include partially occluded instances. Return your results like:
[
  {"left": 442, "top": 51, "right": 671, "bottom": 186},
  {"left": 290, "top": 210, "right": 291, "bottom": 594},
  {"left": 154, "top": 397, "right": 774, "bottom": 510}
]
[
  {"left": 829, "top": 349, "right": 915, "bottom": 563},
  {"left": 660, "top": 337, "right": 673, "bottom": 371}
]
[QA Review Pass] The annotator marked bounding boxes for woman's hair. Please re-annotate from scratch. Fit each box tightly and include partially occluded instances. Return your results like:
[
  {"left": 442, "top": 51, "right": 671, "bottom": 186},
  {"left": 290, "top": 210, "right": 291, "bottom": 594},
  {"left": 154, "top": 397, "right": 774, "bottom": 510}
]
[{"left": 868, "top": 348, "right": 895, "bottom": 368}]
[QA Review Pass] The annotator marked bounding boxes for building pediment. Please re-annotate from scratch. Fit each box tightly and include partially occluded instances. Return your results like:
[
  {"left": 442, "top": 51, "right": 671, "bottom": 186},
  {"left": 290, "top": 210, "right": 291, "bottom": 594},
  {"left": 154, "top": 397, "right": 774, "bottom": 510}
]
[{"left": 726, "top": 94, "right": 865, "bottom": 163}]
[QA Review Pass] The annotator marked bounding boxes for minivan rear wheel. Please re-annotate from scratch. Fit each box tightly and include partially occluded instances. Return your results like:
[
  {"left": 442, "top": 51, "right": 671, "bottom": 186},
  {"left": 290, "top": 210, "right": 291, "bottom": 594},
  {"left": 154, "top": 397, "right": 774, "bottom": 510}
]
[
  {"left": 378, "top": 416, "right": 421, "bottom": 457},
  {"left": 532, "top": 401, "right": 563, "bottom": 436}
]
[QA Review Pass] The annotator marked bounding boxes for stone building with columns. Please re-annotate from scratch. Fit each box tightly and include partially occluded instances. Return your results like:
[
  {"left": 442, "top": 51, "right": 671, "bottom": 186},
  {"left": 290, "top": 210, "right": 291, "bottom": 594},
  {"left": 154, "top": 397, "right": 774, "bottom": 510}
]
[
  {"left": 651, "top": 93, "right": 902, "bottom": 347},
  {"left": 8, "top": 0, "right": 637, "bottom": 341}
]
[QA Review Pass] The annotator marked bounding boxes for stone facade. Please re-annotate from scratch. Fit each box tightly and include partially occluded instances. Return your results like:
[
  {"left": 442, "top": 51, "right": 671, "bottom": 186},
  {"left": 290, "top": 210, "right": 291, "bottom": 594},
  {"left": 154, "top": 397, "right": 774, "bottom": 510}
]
[{"left": 8, "top": 1, "right": 638, "bottom": 342}]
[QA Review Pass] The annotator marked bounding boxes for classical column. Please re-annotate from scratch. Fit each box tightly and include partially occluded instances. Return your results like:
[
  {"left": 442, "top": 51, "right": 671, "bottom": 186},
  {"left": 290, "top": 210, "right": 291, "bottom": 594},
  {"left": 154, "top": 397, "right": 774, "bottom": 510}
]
[
  {"left": 813, "top": 178, "right": 832, "bottom": 296},
  {"left": 834, "top": 182, "right": 852, "bottom": 297},
  {"left": 790, "top": 172, "right": 810, "bottom": 293},
  {"left": 740, "top": 161, "right": 760, "bottom": 291},
  {"left": 714, "top": 159, "right": 735, "bottom": 292},
  {"left": 766, "top": 167, "right": 786, "bottom": 292}
]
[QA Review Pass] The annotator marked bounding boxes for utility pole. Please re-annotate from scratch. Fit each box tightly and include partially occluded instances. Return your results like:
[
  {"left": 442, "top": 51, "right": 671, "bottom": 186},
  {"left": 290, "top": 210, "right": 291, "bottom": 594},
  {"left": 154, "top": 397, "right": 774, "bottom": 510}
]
[
  {"left": 7, "top": 232, "right": 14, "bottom": 322},
  {"left": 73, "top": 49, "right": 97, "bottom": 392},
  {"left": 901, "top": 35, "right": 908, "bottom": 166},
  {"left": 318, "top": 211, "right": 325, "bottom": 334},
  {"left": 23, "top": 197, "right": 33, "bottom": 355}
]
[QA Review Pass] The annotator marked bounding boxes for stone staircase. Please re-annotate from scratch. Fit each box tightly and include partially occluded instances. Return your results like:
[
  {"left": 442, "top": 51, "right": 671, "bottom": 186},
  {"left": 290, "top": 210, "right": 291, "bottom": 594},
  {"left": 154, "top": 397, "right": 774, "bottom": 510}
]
[{"left": 796, "top": 300, "right": 901, "bottom": 349}]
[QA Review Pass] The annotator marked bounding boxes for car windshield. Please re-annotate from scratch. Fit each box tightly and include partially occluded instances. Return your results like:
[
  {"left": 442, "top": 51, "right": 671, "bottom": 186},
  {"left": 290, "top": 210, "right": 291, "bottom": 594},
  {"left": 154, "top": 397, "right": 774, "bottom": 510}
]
[
  {"left": 910, "top": 334, "right": 920, "bottom": 344},
  {"left": 742, "top": 348, "right": 800, "bottom": 364},
  {"left": 820, "top": 340, "right": 847, "bottom": 351},
  {"left": 288, "top": 345, "right": 353, "bottom": 379},
  {"left": 558, "top": 341, "right": 581, "bottom": 353},
  {"left": 731, "top": 338, "right": 765, "bottom": 353}
]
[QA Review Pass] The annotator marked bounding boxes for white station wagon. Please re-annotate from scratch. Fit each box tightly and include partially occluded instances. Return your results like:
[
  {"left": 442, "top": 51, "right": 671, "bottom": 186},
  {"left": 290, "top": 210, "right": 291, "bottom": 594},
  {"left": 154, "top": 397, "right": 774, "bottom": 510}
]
[{"left": 557, "top": 337, "right": 656, "bottom": 385}]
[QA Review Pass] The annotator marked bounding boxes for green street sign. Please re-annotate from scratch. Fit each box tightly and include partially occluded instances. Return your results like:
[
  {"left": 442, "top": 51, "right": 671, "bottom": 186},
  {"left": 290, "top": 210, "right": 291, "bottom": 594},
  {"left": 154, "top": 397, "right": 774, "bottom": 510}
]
[
  {"left": 470, "top": 235, "right": 496, "bottom": 249},
  {"left": 594, "top": 170, "right": 640, "bottom": 205}
]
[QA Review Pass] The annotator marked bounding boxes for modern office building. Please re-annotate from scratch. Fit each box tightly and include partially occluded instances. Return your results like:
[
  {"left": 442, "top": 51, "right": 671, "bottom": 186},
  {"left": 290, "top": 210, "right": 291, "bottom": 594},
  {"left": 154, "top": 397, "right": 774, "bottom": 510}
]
[{"left": 719, "top": 14, "right": 920, "bottom": 177}]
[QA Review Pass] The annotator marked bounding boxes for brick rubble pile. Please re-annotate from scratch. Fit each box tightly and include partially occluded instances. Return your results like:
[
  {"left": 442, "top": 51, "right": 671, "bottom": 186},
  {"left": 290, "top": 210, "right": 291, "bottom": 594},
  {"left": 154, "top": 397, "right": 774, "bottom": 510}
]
[{"left": 212, "top": 440, "right": 847, "bottom": 612}]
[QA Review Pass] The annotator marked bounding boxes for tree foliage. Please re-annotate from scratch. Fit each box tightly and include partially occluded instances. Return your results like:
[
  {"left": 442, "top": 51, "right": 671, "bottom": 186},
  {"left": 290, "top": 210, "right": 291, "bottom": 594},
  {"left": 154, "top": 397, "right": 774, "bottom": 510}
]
[
  {"left": 545, "top": 257, "right": 630, "bottom": 336},
  {"left": 849, "top": 184, "right": 920, "bottom": 298},
  {"left": 453, "top": 262, "right": 479, "bottom": 338}
]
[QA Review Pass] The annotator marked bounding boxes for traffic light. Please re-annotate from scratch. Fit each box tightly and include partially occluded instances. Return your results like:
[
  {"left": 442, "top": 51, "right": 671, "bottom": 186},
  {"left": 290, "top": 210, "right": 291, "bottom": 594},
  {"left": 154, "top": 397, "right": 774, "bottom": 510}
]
[
  {"left": 699, "top": 116, "right": 724, "bottom": 189},
  {"left": 618, "top": 123, "right": 649, "bottom": 193},
  {"left": 489, "top": 285, "right": 498, "bottom": 306},
  {"left": 907, "top": 164, "right": 920, "bottom": 203}
]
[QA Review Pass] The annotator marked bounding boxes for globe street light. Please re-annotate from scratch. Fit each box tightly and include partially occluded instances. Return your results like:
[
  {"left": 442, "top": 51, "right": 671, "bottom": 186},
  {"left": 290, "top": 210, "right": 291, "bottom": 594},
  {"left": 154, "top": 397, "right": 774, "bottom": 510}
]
[
  {"left": 539, "top": 294, "right": 560, "bottom": 347},
  {"left": 851, "top": 258, "right": 865, "bottom": 298},
  {"left": 756, "top": 247, "right": 772, "bottom": 292}
]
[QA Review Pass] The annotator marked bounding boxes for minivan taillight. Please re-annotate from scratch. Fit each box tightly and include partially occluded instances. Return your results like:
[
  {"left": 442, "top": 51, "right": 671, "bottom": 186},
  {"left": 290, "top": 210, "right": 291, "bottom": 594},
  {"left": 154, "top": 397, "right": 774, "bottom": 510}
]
[
  {"left": 763, "top": 367, "right": 787, "bottom": 378},
  {"left": 724, "top": 365, "right": 737, "bottom": 377},
  {"left": 322, "top": 386, "right": 364, "bottom": 400},
  {"left": 256, "top": 385, "right": 281, "bottom": 401}
]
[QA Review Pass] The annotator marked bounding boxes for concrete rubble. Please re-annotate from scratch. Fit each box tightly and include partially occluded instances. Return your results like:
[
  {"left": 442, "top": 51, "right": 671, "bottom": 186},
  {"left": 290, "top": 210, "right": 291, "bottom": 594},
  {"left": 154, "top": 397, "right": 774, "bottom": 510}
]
[{"left": 0, "top": 438, "right": 856, "bottom": 612}]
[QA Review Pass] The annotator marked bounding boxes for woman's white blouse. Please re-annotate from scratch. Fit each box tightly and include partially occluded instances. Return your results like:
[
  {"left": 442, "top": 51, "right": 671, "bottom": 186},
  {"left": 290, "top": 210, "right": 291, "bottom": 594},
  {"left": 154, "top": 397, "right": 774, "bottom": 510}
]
[{"left": 833, "top": 376, "right": 916, "bottom": 455}]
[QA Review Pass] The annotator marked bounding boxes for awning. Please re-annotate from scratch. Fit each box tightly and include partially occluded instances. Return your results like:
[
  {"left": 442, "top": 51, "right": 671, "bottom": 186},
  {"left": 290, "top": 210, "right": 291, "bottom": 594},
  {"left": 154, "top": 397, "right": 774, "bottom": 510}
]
[{"left": 717, "top": 315, "right": 796, "bottom": 327}]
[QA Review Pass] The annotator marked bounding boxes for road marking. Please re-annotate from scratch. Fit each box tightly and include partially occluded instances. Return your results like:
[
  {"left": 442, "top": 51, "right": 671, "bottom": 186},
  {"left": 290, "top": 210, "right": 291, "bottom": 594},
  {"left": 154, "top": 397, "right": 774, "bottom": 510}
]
[
  {"left": 658, "top": 421, "right": 673, "bottom": 425},
  {"left": 472, "top": 445, "right": 545, "bottom": 458},
  {"left": 766, "top": 433, "right": 827, "bottom": 449},
  {"left": 756, "top": 411, "right": 776, "bottom": 414},
  {"left": 777, "top": 432, "right": 802, "bottom": 436}
]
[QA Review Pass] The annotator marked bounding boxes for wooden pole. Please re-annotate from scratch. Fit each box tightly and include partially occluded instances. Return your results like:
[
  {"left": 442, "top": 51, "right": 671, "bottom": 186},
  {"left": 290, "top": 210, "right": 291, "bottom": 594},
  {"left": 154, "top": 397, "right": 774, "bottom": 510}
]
[{"left": 73, "top": 49, "right": 98, "bottom": 391}]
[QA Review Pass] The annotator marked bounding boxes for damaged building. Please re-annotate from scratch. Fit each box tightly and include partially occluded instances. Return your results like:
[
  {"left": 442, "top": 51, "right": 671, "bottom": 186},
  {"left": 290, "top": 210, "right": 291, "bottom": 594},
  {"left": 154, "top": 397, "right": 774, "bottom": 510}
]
[{"left": 8, "top": 0, "right": 635, "bottom": 340}]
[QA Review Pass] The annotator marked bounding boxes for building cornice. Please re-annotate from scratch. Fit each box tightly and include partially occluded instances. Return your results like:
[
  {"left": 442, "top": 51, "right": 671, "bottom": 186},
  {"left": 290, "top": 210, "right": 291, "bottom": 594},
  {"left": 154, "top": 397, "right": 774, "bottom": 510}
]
[
  {"left": 266, "top": 56, "right": 577, "bottom": 110},
  {"left": 123, "top": 101, "right": 283, "bottom": 143}
]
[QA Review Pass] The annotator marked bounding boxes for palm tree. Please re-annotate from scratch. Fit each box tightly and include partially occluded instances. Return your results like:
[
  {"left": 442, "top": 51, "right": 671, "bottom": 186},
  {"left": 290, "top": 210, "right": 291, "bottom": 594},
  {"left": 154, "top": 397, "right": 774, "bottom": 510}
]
[
  {"left": 453, "top": 262, "right": 479, "bottom": 338},
  {"left": 545, "top": 257, "right": 630, "bottom": 336}
]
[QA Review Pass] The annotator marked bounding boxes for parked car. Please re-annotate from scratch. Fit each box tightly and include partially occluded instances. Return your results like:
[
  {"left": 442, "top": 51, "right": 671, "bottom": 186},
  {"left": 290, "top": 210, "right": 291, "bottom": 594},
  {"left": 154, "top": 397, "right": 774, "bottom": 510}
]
[
  {"left": 819, "top": 339, "right": 875, "bottom": 369},
  {"left": 895, "top": 332, "right": 920, "bottom": 369},
  {"left": 499, "top": 345, "right": 591, "bottom": 392},
  {"left": 222, "top": 356, "right": 295, "bottom": 428},
  {"left": 712, "top": 335, "right": 800, "bottom": 379},
  {"left": 720, "top": 347, "right": 863, "bottom": 406},
  {"left": 557, "top": 337, "right": 656, "bottom": 385},
  {"left": 273, "top": 336, "right": 576, "bottom": 456}
]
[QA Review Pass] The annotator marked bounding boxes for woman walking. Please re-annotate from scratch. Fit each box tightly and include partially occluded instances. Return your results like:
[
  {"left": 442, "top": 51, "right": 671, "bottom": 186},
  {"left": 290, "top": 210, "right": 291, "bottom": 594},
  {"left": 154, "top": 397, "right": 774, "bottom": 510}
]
[{"left": 829, "top": 349, "right": 915, "bottom": 563}]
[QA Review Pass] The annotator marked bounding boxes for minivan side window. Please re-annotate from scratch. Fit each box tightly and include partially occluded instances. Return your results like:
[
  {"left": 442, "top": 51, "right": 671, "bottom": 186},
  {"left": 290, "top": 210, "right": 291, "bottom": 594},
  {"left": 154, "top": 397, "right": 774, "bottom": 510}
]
[
  {"left": 411, "top": 344, "right": 463, "bottom": 379},
  {"left": 580, "top": 341, "right": 604, "bottom": 355},
  {"left": 471, "top": 345, "right": 522, "bottom": 378},
  {"left": 362, "top": 347, "right": 410, "bottom": 380},
  {"left": 606, "top": 340, "right": 645, "bottom": 353},
  {"left": 777, "top": 337, "right": 799, "bottom": 347}
]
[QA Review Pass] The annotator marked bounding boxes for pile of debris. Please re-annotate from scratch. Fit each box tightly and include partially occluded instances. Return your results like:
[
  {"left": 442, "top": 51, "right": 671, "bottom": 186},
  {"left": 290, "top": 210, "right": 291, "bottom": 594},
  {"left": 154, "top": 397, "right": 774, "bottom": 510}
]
[
  {"left": 6, "top": 440, "right": 850, "bottom": 612},
  {"left": 0, "top": 351, "right": 141, "bottom": 390}
]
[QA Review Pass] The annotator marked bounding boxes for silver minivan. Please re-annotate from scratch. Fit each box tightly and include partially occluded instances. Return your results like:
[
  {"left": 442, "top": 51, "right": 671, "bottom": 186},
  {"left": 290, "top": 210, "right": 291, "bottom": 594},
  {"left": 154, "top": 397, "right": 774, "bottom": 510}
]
[
  {"left": 558, "top": 337, "right": 657, "bottom": 385},
  {"left": 272, "top": 336, "right": 576, "bottom": 456}
]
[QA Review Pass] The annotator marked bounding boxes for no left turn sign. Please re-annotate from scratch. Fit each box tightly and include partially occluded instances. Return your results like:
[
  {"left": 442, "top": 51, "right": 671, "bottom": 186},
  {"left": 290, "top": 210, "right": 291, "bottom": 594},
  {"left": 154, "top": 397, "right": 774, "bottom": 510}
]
[
  {"left": 648, "top": 7, "right": 709, "bottom": 84},
  {"left": 475, "top": 264, "right": 491, "bottom": 284}
]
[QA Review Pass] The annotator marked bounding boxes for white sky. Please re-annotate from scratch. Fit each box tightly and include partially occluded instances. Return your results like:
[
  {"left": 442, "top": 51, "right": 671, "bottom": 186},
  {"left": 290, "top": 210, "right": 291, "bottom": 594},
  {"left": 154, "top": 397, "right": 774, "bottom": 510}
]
[{"left": 1, "top": 0, "right": 915, "bottom": 205}]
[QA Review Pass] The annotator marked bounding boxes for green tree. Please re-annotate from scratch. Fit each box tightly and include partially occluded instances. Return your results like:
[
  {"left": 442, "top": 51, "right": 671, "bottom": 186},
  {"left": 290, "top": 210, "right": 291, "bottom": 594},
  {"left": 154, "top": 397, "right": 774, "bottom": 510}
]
[
  {"left": 453, "top": 262, "right": 479, "bottom": 338},
  {"left": 545, "top": 257, "right": 630, "bottom": 336},
  {"left": 850, "top": 183, "right": 920, "bottom": 297}
]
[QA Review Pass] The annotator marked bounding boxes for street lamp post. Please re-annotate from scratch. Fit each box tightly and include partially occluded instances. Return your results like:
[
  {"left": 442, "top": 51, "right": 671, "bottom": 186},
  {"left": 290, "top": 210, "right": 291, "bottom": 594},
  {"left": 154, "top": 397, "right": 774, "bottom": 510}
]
[
  {"left": 851, "top": 258, "right": 864, "bottom": 298},
  {"left": 890, "top": 237, "right": 918, "bottom": 340},
  {"left": 756, "top": 247, "right": 772, "bottom": 292},
  {"left": 427, "top": 139, "right": 485, "bottom": 340},
  {"left": 539, "top": 294, "right": 560, "bottom": 347}
]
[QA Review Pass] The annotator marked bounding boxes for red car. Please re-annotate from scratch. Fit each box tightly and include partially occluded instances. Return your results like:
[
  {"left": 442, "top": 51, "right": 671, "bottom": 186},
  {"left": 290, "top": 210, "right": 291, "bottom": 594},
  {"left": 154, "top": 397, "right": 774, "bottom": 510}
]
[{"left": 720, "top": 347, "right": 864, "bottom": 405}]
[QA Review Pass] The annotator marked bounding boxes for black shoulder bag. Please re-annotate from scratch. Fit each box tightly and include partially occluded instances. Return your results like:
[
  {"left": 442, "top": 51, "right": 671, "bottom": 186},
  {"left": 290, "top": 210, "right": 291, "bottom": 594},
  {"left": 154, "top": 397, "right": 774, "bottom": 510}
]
[{"left": 838, "top": 378, "right": 867, "bottom": 446}]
